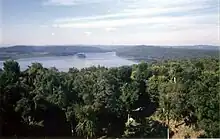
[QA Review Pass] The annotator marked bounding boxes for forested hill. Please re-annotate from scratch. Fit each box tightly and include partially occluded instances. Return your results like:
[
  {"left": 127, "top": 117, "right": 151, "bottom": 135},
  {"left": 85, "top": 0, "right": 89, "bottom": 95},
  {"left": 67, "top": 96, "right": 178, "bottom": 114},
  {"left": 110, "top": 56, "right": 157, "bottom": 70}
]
[
  {"left": 0, "top": 58, "right": 219, "bottom": 138},
  {"left": 115, "top": 45, "right": 219, "bottom": 62},
  {"left": 0, "top": 45, "right": 107, "bottom": 53},
  {"left": 170, "top": 45, "right": 219, "bottom": 50},
  {"left": 0, "top": 45, "right": 109, "bottom": 60},
  {"left": 0, "top": 45, "right": 219, "bottom": 61}
]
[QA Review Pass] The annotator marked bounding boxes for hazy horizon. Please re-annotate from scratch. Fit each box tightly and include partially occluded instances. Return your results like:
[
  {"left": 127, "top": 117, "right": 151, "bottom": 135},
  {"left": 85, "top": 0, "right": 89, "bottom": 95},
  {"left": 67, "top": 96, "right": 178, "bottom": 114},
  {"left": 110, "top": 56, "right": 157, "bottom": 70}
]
[
  {"left": 0, "top": 44, "right": 220, "bottom": 48},
  {"left": 1, "top": 0, "right": 219, "bottom": 46}
]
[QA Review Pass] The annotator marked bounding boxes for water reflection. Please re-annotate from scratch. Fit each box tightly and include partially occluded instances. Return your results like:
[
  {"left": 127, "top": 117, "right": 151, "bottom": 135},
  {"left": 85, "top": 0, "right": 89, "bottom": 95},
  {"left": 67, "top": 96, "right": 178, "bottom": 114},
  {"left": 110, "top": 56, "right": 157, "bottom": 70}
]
[{"left": 0, "top": 52, "right": 137, "bottom": 72}]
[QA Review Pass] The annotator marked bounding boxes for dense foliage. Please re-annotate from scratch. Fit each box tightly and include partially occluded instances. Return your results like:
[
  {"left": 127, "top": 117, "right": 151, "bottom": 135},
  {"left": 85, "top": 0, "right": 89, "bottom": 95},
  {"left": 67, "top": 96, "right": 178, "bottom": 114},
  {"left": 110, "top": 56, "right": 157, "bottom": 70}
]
[
  {"left": 0, "top": 58, "right": 219, "bottom": 138},
  {"left": 116, "top": 46, "right": 219, "bottom": 62}
]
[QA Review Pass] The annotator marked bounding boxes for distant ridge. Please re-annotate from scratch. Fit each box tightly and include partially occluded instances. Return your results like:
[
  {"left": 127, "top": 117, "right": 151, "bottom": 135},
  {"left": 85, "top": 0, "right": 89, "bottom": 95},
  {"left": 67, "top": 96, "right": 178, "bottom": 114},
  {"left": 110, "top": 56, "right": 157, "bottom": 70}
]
[
  {"left": 0, "top": 45, "right": 219, "bottom": 61},
  {"left": 115, "top": 45, "right": 219, "bottom": 62},
  {"left": 92, "top": 44, "right": 220, "bottom": 51},
  {"left": 169, "top": 45, "right": 219, "bottom": 50},
  {"left": 0, "top": 45, "right": 109, "bottom": 60},
  {"left": 1, "top": 44, "right": 219, "bottom": 49}
]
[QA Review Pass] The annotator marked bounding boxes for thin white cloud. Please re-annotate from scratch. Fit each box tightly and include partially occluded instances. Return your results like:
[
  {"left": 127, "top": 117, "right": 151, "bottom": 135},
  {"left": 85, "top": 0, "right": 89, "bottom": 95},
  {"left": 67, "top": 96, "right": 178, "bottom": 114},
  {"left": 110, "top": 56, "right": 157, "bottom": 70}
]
[
  {"left": 105, "top": 27, "right": 116, "bottom": 32},
  {"left": 55, "top": 6, "right": 204, "bottom": 23},
  {"left": 43, "top": 0, "right": 112, "bottom": 6},
  {"left": 52, "top": 0, "right": 217, "bottom": 30},
  {"left": 53, "top": 14, "right": 217, "bottom": 28},
  {"left": 84, "top": 31, "right": 92, "bottom": 36},
  {"left": 43, "top": 0, "right": 76, "bottom": 5},
  {"left": 122, "top": 0, "right": 215, "bottom": 9},
  {"left": 4, "top": 0, "right": 217, "bottom": 45},
  {"left": 40, "top": 25, "right": 48, "bottom": 28}
]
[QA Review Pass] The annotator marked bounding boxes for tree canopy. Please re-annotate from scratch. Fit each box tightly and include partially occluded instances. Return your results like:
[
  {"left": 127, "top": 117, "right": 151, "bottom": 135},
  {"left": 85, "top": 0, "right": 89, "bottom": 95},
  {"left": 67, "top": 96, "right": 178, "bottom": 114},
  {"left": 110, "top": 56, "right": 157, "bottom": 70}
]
[{"left": 0, "top": 58, "right": 219, "bottom": 138}]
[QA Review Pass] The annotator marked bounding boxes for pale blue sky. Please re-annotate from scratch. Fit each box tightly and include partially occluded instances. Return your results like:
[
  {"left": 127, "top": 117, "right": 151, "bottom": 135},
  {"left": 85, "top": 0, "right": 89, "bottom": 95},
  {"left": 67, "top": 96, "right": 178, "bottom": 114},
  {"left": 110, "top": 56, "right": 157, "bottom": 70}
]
[{"left": 1, "top": 0, "right": 219, "bottom": 46}]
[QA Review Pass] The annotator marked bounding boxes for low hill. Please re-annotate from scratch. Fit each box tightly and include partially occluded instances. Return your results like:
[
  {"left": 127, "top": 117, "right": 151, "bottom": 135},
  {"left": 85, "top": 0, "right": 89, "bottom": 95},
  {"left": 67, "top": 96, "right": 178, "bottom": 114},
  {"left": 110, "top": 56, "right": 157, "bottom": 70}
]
[
  {"left": 115, "top": 45, "right": 219, "bottom": 62},
  {"left": 0, "top": 45, "right": 109, "bottom": 60}
]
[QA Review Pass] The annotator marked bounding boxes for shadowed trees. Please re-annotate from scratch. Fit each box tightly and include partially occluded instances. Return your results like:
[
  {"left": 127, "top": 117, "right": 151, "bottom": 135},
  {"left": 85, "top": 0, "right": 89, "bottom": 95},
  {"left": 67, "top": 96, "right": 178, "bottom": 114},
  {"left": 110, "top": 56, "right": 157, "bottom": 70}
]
[{"left": 0, "top": 58, "right": 219, "bottom": 138}]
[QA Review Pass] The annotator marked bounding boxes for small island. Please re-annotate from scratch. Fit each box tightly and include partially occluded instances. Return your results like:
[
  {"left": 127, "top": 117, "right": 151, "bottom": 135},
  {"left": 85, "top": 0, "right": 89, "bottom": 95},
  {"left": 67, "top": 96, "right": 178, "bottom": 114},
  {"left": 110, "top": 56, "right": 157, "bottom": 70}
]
[{"left": 76, "top": 53, "right": 86, "bottom": 58}]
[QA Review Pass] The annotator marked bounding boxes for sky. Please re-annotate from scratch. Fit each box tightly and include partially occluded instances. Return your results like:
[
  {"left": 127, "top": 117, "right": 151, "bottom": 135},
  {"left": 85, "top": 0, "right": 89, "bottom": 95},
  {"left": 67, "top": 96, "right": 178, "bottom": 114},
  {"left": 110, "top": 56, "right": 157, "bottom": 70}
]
[{"left": 1, "top": 0, "right": 219, "bottom": 46}]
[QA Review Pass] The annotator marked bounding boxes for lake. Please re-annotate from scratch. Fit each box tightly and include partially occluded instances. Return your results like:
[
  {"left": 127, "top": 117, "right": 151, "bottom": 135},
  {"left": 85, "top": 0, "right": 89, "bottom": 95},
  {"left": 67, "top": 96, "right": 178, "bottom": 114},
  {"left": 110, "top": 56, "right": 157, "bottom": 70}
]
[{"left": 0, "top": 52, "right": 137, "bottom": 72}]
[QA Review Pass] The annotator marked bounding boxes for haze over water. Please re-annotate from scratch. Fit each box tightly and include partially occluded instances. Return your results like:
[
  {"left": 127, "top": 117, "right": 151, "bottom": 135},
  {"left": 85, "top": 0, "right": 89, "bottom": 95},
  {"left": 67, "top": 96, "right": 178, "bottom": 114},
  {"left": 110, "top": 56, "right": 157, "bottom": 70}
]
[{"left": 0, "top": 52, "right": 137, "bottom": 72}]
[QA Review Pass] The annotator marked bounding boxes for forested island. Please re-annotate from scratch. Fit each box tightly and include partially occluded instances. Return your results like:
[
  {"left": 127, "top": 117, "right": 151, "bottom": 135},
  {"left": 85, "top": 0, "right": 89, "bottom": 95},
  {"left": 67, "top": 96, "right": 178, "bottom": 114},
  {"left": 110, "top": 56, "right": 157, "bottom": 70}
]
[{"left": 0, "top": 57, "right": 219, "bottom": 138}]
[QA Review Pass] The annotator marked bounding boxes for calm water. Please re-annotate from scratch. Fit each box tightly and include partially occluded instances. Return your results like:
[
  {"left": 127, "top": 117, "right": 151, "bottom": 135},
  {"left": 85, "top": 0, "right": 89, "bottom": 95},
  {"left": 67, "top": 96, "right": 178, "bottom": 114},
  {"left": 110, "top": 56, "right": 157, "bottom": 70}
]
[{"left": 0, "top": 52, "right": 137, "bottom": 72}]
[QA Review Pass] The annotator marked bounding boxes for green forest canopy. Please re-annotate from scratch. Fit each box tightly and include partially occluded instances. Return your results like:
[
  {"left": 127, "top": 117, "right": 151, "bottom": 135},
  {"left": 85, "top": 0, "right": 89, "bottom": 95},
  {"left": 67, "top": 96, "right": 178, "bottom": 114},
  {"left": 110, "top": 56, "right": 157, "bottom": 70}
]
[{"left": 0, "top": 58, "right": 219, "bottom": 138}]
